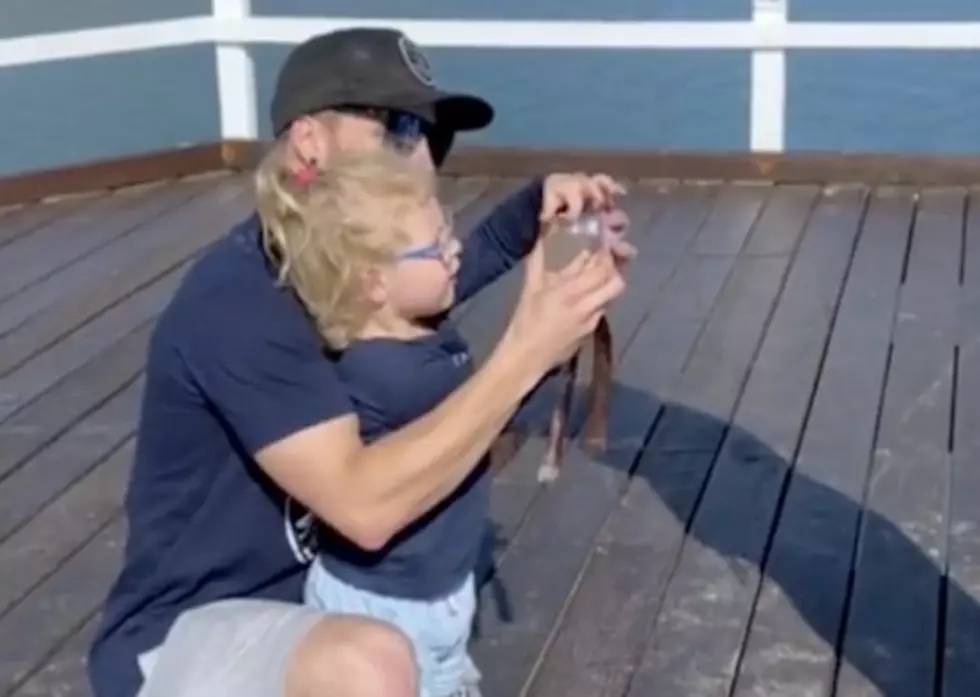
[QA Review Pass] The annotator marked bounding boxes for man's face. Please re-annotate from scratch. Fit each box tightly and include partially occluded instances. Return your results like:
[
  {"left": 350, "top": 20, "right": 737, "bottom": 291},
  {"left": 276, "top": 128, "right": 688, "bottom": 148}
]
[{"left": 293, "top": 109, "right": 436, "bottom": 174}]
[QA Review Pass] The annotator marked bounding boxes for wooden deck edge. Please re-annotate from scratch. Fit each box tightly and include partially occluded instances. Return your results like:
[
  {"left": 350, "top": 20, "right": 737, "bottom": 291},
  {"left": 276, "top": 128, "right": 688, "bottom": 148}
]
[
  {"left": 3, "top": 139, "right": 980, "bottom": 207},
  {"left": 0, "top": 142, "right": 261, "bottom": 208},
  {"left": 442, "top": 146, "right": 980, "bottom": 186}
]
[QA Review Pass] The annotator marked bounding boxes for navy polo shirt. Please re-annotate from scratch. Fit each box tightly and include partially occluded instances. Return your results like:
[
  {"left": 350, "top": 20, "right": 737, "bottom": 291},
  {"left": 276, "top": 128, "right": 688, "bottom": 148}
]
[{"left": 87, "top": 178, "right": 542, "bottom": 697}]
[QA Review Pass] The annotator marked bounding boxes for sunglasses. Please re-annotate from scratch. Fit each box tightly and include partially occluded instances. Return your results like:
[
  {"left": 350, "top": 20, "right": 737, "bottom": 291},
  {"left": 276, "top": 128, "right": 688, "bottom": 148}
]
[{"left": 334, "top": 105, "right": 428, "bottom": 154}]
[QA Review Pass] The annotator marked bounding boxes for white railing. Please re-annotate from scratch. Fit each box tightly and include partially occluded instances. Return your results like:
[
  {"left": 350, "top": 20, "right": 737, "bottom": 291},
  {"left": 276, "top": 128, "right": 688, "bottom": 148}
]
[{"left": 2, "top": 0, "right": 980, "bottom": 152}]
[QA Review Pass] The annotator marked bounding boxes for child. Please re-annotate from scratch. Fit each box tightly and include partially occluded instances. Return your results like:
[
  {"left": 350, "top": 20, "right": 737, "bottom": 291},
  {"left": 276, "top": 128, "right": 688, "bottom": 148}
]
[{"left": 255, "top": 148, "right": 529, "bottom": 697}]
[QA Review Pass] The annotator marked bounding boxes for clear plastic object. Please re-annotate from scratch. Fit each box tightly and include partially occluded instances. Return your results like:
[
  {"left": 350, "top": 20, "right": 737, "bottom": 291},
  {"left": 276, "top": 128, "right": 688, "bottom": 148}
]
[{"left": 541, "top": 212, "right": 607, "bottom": 273}]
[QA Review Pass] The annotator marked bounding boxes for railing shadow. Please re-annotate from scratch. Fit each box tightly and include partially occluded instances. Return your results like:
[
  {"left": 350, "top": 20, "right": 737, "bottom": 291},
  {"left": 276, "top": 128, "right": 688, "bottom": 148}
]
[{"left": 476, "top": 378, "right": 980, "bottom": 696}]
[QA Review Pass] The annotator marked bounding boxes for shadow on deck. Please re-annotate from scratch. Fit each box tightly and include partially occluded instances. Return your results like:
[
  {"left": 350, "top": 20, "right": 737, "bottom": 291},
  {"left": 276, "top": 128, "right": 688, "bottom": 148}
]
[{"left": 0, "top": 170, "right": 978, "bottom": 697}]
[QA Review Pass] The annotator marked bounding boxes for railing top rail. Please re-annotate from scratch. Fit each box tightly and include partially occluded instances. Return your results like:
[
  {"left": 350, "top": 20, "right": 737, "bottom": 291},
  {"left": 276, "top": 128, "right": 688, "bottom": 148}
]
[{"left": 5, "top": 15, "right": 980, "bottom": 70}]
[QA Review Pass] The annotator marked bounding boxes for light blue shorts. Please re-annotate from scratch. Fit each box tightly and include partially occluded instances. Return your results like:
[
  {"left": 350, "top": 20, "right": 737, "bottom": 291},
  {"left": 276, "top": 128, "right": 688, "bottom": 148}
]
[{"left": 304, "top": 562, "right": 482, "bottom": 697}]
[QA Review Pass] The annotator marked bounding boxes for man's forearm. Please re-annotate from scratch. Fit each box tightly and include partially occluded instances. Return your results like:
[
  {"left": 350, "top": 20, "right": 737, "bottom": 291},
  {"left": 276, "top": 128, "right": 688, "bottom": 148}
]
[{"left": 349, "top": 334, "right": 539, "bottom": 546}]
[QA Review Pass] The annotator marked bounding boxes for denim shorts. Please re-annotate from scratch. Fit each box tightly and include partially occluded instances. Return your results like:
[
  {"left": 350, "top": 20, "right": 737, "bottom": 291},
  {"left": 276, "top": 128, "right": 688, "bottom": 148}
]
[{"left": 304, "top": 562, "right": 482, "bottom": 697}]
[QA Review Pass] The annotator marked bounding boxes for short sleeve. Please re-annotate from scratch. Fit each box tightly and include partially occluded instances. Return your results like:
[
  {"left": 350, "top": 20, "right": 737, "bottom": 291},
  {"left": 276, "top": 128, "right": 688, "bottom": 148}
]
[{"left": 177, "top": 290, "right": 354, "bottom": 456}]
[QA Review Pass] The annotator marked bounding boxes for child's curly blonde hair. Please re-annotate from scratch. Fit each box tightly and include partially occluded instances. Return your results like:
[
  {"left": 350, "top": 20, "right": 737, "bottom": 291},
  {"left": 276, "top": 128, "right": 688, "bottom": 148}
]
[{"left": 254, "top": 143, "right": 435, "bottom": 349}]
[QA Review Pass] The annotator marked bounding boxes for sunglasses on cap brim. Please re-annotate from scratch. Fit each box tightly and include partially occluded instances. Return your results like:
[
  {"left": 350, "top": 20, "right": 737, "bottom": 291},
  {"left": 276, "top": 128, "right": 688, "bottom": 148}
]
[{"left": 332, "top": 105, "right": 430, "bottom": 153}]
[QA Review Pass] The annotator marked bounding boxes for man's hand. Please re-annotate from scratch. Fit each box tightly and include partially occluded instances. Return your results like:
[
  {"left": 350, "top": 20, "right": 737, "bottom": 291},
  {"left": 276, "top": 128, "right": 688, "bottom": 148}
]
[
  {"left": 540, "top": 172, "right": 636, "bottom": 271},
  {"left": 600, "top": 207, "right": 637, "bottom": 270}
]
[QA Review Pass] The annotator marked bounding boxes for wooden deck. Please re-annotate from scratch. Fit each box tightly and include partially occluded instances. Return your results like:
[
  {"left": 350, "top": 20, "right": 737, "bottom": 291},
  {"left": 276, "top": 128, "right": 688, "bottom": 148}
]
[{"left": 0, "top": 170, "right": 978, "bottom": 697}]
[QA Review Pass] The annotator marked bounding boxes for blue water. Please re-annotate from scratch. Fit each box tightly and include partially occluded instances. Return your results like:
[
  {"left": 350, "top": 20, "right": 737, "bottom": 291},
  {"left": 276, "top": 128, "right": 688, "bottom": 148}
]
[{"left": 2, "top": 0, "right": 980, "bottom": 176}]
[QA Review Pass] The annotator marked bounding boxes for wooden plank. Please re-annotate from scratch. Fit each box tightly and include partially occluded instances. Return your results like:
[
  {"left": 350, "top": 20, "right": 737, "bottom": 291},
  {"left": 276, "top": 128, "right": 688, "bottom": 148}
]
[
  {"left": 614, "top": 185, "right": 865, "bottom": 697},
  {"left": 679, "top": 185, "right": 867, "bottom": 696},
  {"left": 9, "top": 616, "right": 98, "bottom": 697},
  {"left": 0, "top": 178, "right": 249, "bottom": 376},
  {"left": 468, "top": 183, "right": 772, "bottom": 697},
  {"left": 732, "top": 187, "right": 915, "bottom": 697},
  {"left": 617, "top": 189, "right": 820, "bottom": 697},
  {"left": 0, "top": 182, "right": 253, "bottom": 422},
  {"left": 524, "top": 184, "right": 819, "bottom": 697},
  {"left": 0, "top": 377, "right": 144, "bottom": 545},
  {"left": 964, "top": 192, "right": 980, "bottom": 290},
  {"left": 449, "top": 177, "right": 548, "bottom": 339},
  {"left": 941, "top": 190, "right": 980, "bottom": 697},
  {"left": 453, "top": 177, "right": 528, "bottom": 239},
  {"left": 0, "top": 323, "right": 151, "bottom": 482},
  {"left": 0, "top": 177, "right": 221, "bottom": 338},
  {"left": 0, "top": 183, "right": 189, "bottom": 304},
  {"left": 440, "top": 176, "right": 491, "bottom": 218},
  {"left": 0, "top": 195, "right": 101, "bottom": 251},
  {"left": 0, "top": 440, "right": 132, "bottom": 618},
  {"left": 0, "top": 517, "right": 126, "bottom": 695},
  {"left": 0, "top": 265, "right": 183, "bottom": 424},
  {"left": 836, "top": 188, "right": 963, "bottom": 697}
]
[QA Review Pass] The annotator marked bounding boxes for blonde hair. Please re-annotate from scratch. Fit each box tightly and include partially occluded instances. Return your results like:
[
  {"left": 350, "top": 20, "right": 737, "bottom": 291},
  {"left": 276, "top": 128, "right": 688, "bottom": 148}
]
[{"left": 254, "top": 143, "right": 435, "bottom": 349}]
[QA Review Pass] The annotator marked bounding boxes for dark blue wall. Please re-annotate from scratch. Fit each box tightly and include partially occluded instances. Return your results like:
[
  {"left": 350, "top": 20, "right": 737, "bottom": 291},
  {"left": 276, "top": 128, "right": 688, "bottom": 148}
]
[
  {"left": 251, "top": 47, "right": 751, "bottom": 151},
  {"left": 0, "top": 0, "right": 207, "bottom": 38},
  {"left": 0, "top": 0, "right": 217, "bottom": 176},
  {"left": 1, "top": 0, "right": 980, "bottom": 176}
]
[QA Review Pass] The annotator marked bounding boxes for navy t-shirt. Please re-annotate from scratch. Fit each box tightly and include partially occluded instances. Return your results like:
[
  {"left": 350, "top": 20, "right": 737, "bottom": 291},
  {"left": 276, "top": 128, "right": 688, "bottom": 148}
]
[
  {"left": 87, "top": 178, "right": 542, "bottom": 697},
  {"left": 321, "top": 324, "right": 484, "bottom": 599}
]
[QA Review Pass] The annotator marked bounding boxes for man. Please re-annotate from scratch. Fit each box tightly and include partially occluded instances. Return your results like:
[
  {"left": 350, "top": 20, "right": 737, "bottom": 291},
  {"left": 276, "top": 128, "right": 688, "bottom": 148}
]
[{"left": 88, "top": 27, "right": 631, "bottom": 697}]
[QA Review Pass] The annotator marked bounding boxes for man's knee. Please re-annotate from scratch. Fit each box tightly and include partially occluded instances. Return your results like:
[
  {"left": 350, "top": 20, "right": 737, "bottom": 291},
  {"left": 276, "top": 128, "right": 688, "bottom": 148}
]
[{"left": 286, "top": 615, "right": 419, "bottom": 697}]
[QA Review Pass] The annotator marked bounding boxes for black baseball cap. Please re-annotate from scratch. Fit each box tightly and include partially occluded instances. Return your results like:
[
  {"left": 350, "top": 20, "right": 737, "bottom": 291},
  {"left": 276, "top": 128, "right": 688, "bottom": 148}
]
[{"left": 270, "top": 27, "right": 494, "bottom": 137}]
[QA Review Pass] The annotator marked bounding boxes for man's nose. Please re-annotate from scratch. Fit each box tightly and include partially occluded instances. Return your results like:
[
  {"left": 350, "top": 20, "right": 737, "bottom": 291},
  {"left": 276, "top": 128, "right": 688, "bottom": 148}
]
[{"left": 409, "top": 138, "right": 435, "bottom": 173}]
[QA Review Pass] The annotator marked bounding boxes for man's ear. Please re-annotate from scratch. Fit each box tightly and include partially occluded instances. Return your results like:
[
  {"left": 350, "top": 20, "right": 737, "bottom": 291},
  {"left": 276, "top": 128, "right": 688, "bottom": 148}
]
[{"left": 288, "top": 115, "right": 331, "bottom": 168}]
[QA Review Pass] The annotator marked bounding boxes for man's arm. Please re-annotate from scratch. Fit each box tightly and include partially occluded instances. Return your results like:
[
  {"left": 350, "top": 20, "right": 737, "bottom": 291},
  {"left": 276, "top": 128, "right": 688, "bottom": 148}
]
[
  {"left": 183, "top": 286, "right": 542, "bottom": 552},
  {"left": 255, "top": 336, "right": 536, "bottom": 550},
  {"left": 453, "top": 177, "right": 543, "bottom": 304}
]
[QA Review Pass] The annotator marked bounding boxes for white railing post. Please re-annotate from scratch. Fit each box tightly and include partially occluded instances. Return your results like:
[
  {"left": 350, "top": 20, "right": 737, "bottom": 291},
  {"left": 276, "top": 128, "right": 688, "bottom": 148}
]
[
  {"left": 750, "top": 0, "right": 787, "bottom": 152},
  {"left": 212, "top": 0, "right": 258, "bottom": 140}
]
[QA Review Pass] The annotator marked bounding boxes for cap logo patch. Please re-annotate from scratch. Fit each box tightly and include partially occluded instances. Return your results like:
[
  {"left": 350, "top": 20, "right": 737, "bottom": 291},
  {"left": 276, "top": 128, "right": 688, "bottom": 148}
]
[{"left": 397, "top": 35, "right": 435, "bottom": 87}]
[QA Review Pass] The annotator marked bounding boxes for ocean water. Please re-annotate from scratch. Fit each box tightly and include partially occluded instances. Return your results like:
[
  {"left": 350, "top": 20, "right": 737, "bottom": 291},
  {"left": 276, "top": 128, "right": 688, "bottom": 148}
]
[{"left": 2, "top": 0, "right": 980, "bottom": 176}]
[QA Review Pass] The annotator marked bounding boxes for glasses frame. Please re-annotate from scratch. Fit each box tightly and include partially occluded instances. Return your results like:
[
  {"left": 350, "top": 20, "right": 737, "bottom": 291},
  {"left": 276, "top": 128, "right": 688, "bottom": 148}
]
[{"left": 396, "top": 205, "right": 457, "bottom": 264}]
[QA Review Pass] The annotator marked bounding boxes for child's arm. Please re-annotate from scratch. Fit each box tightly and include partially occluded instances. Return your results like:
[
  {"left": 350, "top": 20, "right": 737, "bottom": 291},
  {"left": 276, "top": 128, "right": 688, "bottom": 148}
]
[{"left": 453, "top": 177, "right": 544, "bottom": 305}]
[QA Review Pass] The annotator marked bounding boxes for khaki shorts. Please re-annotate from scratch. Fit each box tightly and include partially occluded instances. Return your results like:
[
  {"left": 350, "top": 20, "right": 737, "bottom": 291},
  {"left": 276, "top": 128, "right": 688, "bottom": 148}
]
[{"left": 135, "top": 599, "right": 324, "bottom": 697}]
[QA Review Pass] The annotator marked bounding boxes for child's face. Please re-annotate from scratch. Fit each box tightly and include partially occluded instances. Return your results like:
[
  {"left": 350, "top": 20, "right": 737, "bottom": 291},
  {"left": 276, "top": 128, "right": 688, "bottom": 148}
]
[{"left": 383, "top": 196, "right": 460, "bottom": 320}]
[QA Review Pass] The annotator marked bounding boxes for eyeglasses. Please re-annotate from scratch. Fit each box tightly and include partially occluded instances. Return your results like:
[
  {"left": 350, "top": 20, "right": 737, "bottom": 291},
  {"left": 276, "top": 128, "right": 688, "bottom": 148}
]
[
  {"left": 396, "top": 206, "right": 457, "bottom": 263},
  {"left": 334, "top": 105, "right": 427, "bottom": 154}
]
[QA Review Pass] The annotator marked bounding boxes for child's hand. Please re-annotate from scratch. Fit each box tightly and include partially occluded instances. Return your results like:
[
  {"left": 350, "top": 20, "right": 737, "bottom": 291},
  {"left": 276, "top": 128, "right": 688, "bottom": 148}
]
[
  {"left": 539, "top": 173, "right": 626, "bottom": 222},
  {"left": 600, "top": 208, "right": 637, "bottom": 269}
]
